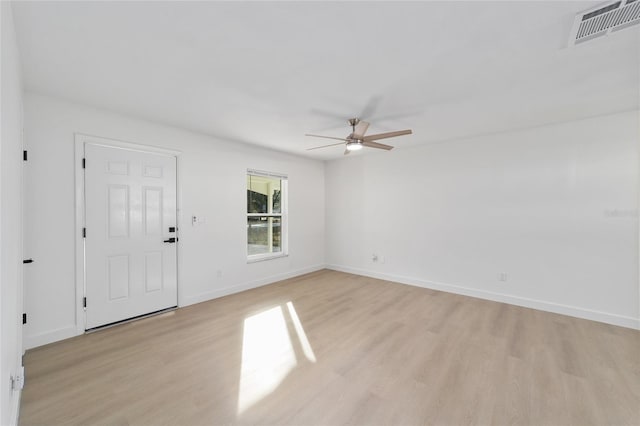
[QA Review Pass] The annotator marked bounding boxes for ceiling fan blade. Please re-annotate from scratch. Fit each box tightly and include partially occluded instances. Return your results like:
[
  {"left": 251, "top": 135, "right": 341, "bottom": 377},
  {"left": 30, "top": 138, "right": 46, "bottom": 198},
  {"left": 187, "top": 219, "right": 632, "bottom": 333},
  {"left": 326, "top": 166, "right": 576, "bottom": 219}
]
[
  {"left": 363, "top": 129, "right": 412, "bottom": 142},
  {"left": 362, "top": 141, "right": 394, "bottom": 151},
  {"left": 352, "top": 121, "right": 370, "bottom": 138},
  {"left": 305, "top": 134, "right": 348, "bottom": 142},
  {"left": 306, "top": 141, "right": 346, "bottom": 151}
]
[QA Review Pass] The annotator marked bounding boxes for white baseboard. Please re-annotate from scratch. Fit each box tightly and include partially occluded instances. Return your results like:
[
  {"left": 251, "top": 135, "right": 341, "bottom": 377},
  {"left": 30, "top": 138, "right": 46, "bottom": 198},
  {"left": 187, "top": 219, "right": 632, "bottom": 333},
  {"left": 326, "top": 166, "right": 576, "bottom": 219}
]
[
  {"left": 327, "top": 264, "right": 640, "bottom": 330},
  {"left": 24, "top": 266, "right": 326, "bottom": 349},
  {"left": 180, "top": 264, "right": 326, "bottom": 307},
  {"left": 24, "top": 325, "right": 79, "bottom": 350}
]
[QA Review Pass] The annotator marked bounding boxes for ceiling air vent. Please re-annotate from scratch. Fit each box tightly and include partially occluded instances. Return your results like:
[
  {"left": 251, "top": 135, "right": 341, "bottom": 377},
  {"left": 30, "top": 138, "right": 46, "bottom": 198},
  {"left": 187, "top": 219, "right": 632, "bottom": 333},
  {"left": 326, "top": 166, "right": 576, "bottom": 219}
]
[{"left": 569, "top": 0, "right": 640, "bottom": 45}]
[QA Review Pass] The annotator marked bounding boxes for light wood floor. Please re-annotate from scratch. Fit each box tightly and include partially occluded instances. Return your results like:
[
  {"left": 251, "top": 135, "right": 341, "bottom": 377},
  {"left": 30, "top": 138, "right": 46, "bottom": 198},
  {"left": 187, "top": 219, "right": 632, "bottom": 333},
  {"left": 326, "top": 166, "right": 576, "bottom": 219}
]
[{"left": 20, "top": 270, "right": 640, "bottom": 425}]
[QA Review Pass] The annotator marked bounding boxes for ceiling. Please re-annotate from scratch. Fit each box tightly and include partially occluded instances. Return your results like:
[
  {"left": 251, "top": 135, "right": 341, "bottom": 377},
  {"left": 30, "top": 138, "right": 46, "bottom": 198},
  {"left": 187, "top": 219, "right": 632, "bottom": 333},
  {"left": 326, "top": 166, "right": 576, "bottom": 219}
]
[{"left": 11, "top": 1, "right": 640, "bottom": 160}]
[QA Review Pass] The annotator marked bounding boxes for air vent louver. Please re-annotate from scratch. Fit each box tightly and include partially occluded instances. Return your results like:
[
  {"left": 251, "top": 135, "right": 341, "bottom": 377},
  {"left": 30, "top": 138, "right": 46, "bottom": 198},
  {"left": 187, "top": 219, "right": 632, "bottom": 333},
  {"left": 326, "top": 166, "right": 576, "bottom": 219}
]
[{"left": 569, "top": 0, "right": 640, "bottom": 45}]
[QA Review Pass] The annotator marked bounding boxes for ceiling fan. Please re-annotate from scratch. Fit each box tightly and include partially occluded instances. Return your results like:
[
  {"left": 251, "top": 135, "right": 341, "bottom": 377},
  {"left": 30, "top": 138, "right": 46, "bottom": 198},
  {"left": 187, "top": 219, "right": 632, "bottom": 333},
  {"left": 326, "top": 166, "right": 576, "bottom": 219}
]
[{"left": 306, "top": 118, "right": 412, "bottom": 155}]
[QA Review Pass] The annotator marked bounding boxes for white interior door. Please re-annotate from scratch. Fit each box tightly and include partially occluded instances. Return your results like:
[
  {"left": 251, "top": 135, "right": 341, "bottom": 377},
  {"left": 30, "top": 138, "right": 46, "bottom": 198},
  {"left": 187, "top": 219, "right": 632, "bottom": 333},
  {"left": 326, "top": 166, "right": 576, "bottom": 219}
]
[{"left": 84, "top": 144, "right": 177, "bottom": 329}]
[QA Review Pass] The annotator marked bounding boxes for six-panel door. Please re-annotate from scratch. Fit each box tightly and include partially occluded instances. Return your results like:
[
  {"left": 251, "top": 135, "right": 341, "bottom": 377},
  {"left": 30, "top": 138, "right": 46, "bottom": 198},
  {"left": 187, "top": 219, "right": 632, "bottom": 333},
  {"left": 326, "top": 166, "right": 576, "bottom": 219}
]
[{"left": 84, "top": 144, "right": 177, "bottom": 329}]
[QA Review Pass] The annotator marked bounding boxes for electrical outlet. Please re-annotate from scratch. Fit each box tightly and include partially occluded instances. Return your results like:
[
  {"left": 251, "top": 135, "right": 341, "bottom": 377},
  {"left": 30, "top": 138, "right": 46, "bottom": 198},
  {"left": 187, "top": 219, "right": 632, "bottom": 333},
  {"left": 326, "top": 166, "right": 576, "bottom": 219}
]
[
  {"left": 372, "top": 254, "right": 378, "bottom": 262},
  {"left": 217, "top": 270, "right": 223, "bottom": 278},
  {"left": 498, "top": 272, "right": 508, "bottom": 282}
]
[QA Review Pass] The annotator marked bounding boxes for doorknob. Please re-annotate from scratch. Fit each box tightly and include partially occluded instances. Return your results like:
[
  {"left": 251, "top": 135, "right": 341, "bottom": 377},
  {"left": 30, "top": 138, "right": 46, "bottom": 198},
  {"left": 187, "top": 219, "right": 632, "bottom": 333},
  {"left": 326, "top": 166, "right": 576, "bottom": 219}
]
[{"left": 163, "top": 237, "right": 176, "bottom": 243}]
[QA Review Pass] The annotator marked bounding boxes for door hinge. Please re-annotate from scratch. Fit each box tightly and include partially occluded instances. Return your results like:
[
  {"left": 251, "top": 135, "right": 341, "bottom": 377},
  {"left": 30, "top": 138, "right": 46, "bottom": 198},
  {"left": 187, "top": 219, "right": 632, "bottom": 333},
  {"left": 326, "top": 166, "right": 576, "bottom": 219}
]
[
  {"left": 23, "top": 150, "right": 27, "bottom": 161},
  {"left": 83, "top": 228, "right": 86, "bottom": 238},
  {"left": 22, "top": 313, "right": 27, "bottom": 324},
  {"left": 82, "top": 158, "right": 86, "bottom": 168},
  {"left": 83, "top": 297, "right": 87, "bottom": 308},
  {"left": 23, "top": 259, "right": 34, "bottom": 264},
  {"left": 11, "top": 367, "right": 25, "bottom": 391}
]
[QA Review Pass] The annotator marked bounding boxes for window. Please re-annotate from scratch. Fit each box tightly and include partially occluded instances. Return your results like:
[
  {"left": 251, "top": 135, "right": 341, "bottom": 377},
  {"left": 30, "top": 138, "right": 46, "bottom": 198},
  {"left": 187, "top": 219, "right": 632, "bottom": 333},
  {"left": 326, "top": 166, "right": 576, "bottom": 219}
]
[{"left": 247, "top": 169, "right": 288, "bottom": 261}]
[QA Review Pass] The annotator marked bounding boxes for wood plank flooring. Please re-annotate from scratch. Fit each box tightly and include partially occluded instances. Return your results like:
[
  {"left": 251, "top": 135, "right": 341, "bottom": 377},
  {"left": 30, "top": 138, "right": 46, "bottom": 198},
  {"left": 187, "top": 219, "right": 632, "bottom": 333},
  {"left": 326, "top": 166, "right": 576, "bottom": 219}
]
[{"left": 20, "top": 270, "right": 640, "bottom": 425}]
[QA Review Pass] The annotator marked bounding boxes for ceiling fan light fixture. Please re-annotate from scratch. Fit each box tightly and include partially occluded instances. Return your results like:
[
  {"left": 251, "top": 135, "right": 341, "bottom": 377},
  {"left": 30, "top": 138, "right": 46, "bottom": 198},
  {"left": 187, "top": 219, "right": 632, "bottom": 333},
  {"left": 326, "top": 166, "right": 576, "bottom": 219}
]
[{"left": 346, "top": 141, "right": 363, "bottom": 151}]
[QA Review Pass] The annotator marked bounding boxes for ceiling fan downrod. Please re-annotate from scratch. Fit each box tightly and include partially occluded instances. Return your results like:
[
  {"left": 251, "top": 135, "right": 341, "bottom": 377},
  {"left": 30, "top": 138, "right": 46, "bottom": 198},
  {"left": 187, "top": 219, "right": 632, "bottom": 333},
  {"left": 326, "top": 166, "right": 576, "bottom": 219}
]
[{"left": 348, "top": 117, "right": 360, "bottom": 134}]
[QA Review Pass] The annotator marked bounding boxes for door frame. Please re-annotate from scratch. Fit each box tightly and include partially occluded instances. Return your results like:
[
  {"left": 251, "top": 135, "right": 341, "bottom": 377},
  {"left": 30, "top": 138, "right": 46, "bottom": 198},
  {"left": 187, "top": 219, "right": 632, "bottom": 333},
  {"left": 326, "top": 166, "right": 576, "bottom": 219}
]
[{"left": 74, "top": 134, "right": 182, "bottom": 334}]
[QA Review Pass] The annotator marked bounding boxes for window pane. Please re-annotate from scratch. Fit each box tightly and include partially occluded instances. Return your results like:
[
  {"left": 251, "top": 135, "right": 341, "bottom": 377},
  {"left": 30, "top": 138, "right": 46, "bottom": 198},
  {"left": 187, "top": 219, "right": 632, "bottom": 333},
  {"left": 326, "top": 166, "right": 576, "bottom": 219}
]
[
  {"left": 247, "top": 175, "right": 281, "bottom": 214},
  {"left": 247, "top": 216, "right": 282, "bottom": 256},
  {"left": 272, "top": 217, "right": 281, "bottom": 251},
  {"left": 272, "top": 188, "right": 281, "bottom": 214}
]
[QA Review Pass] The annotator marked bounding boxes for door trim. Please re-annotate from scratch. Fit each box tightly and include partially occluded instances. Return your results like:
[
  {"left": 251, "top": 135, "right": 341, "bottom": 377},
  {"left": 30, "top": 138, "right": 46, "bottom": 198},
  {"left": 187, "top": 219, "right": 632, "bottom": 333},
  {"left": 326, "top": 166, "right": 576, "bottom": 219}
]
[{"left": 74, "top": 134, "right": 182, "bottom": 334}]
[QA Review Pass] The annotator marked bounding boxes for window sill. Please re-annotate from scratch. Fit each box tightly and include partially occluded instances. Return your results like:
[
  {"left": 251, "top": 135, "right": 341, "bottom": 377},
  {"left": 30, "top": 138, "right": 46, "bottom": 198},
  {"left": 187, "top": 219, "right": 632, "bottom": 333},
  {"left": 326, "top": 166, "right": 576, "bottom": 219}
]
[{"left": 247, "top": 253, "right": 289, "bottom": 264}]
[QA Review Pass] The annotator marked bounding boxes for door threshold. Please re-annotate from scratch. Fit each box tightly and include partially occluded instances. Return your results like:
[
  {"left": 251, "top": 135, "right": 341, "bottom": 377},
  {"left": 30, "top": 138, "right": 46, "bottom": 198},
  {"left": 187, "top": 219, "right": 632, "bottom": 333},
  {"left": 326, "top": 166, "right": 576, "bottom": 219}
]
[{"left": 85, "top": 306, "right": 177, "bottom": 333}]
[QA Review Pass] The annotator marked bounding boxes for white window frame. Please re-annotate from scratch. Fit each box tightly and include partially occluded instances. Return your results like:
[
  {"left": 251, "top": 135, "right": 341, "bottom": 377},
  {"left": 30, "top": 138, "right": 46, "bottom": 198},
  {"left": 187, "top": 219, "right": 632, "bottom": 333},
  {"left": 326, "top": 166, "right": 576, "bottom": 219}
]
[{"left": 247, "top": 169, "right": 288, "bottom": 263}]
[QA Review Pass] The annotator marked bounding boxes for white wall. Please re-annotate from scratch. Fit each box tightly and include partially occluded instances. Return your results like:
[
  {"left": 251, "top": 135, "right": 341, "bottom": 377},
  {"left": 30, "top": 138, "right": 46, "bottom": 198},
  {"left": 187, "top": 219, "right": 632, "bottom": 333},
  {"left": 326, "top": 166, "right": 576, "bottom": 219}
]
[
  {"left": 19, "top": 94, "right": 640, "bottom": 352},
  {"left": 326, "top": 111, "right": 640, "bottom": 329},
  {"left": 0, "top": 2, "right": 24, "bottom": 425},
  {"left": 23, "top": 93, "right": 325, "bottom": 348}
]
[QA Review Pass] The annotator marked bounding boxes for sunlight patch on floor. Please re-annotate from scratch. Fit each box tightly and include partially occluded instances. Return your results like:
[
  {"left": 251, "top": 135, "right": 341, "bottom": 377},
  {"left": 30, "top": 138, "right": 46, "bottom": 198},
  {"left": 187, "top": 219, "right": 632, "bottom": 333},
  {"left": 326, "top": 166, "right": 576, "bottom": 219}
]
[
  {"left": 237, "top": 305, "right": 297, "bottom": 415},
  {"left": 286, "top": 301, "right": 316, "bottom": 363}
]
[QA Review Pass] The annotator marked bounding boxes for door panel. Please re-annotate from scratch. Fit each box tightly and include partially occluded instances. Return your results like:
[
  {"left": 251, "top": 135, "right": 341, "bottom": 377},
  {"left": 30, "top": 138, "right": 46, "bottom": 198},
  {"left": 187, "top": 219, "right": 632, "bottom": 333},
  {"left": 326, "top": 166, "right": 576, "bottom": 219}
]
[
  {"left": 85, "top": 144, "right": 177, "bottom": 329},
  {"left": 107, "top": 160, "right": 129, "bottom": 175},
  {"left": 108, "top": 185, "right": 130, "bottom": 238},
  {"left": 144, "top": 251, "right": 164, "bottom": 293},
  {"left": 143, "top": 187, "right": 163, "bottom": 235},
  {"left": 143, "top": 165, "right": 163, "bottom": 178},
  {"left": 108, "top": 255, "right": 130, "bottom": 300}
]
